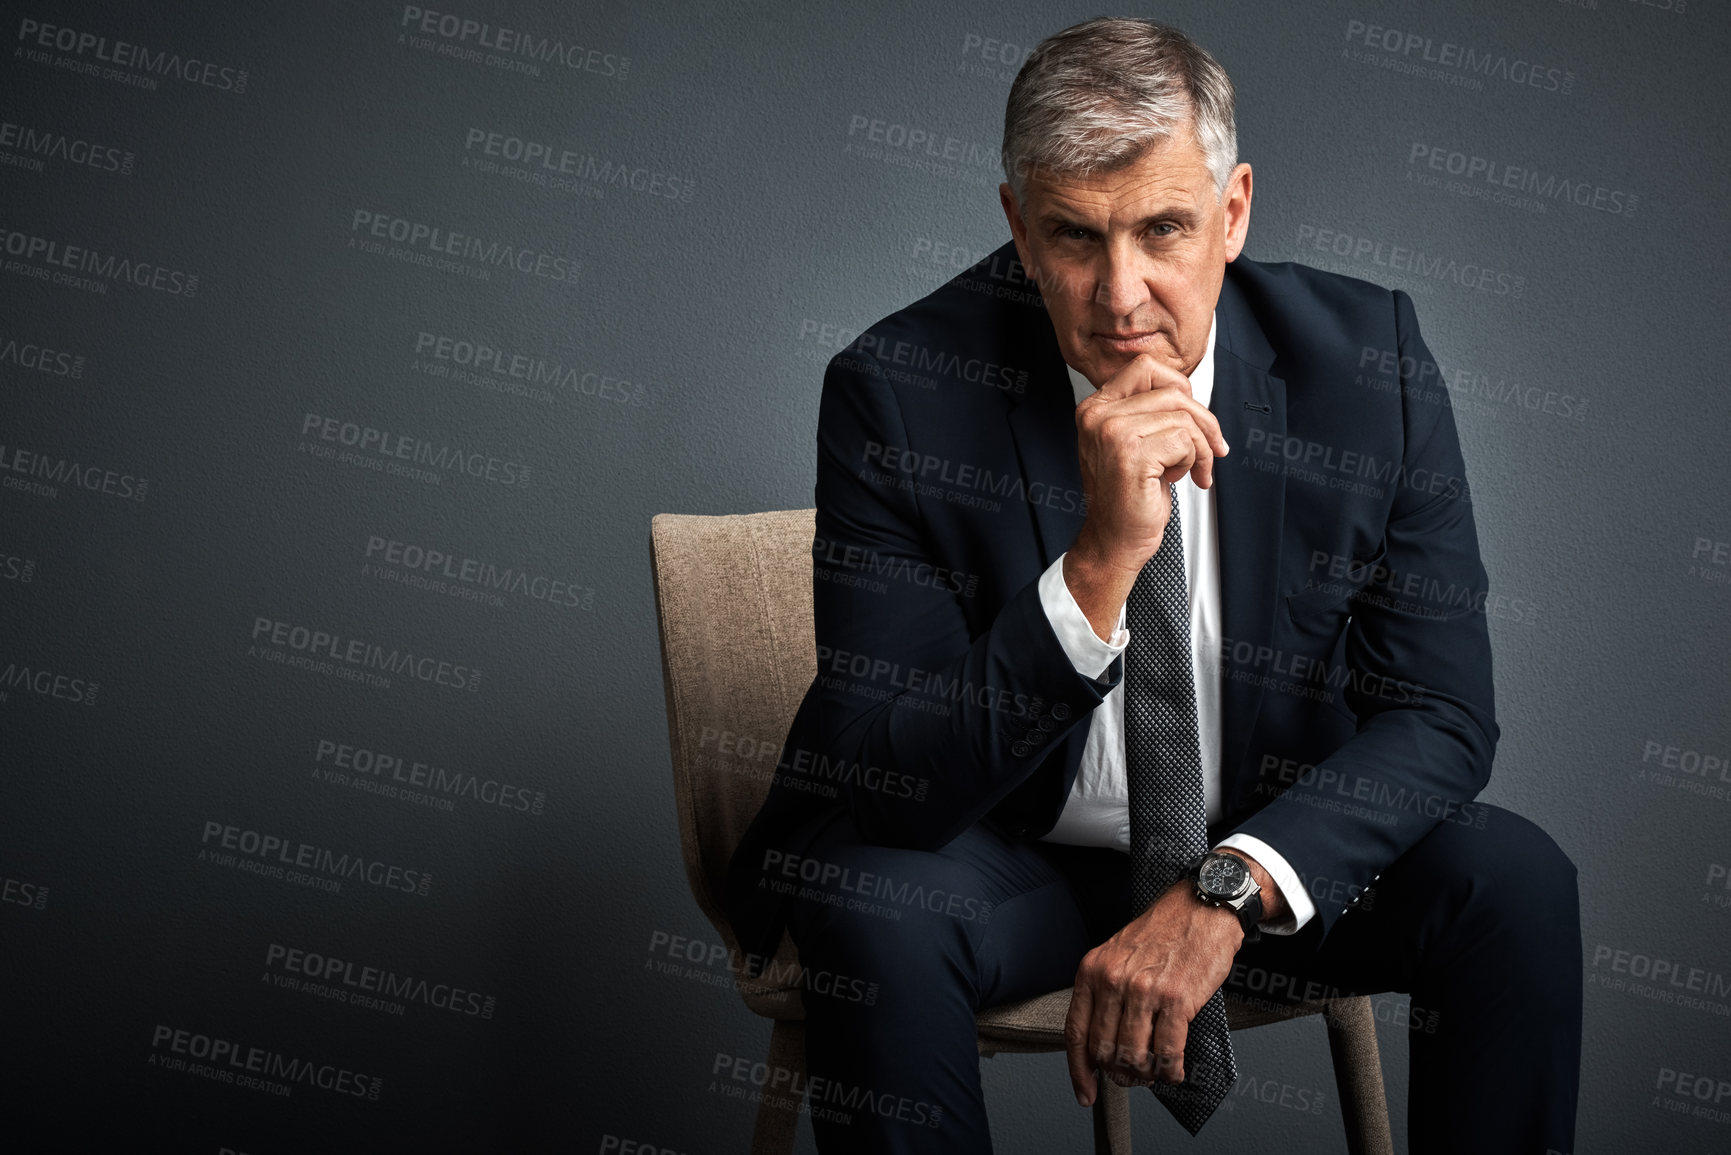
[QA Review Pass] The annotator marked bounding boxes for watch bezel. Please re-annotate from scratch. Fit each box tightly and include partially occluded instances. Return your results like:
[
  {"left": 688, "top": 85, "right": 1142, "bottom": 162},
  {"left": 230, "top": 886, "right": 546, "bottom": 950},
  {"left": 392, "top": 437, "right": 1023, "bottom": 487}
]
[
  {"left": 1188, "top": 851, "right": 1264, "bottom": 942},
  {"left": 1195, "top": 852, "right": 1253, "bottom": 901}
]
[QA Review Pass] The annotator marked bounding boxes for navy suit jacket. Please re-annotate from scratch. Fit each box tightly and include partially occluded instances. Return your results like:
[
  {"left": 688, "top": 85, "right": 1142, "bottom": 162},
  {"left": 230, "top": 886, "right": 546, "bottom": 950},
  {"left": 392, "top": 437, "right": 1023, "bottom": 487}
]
[{"left": 723, "top": 241, "right": 1498, "bottom": 976}]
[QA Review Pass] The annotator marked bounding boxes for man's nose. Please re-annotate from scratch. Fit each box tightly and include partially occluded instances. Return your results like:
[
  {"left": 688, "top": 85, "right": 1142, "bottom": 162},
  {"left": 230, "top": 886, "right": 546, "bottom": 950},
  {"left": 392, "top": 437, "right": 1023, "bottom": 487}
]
[{"left": 1091, "top": 249, "right": 1150, "bottom": 315}]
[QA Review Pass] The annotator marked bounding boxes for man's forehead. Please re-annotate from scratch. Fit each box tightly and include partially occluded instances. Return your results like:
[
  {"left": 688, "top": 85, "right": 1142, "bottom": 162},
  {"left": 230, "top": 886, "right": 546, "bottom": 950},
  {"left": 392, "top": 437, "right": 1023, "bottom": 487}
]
[
  {"left": 1024, "top": 136, "right": 1212, "bottom": 219},
  {"left": 1030, "top": 161, "right": 1209, "bottom": 221}
]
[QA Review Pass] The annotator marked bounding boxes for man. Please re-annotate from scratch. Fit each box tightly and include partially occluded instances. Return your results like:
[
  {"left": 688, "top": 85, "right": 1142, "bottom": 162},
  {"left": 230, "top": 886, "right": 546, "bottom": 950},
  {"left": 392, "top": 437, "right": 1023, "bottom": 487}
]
[{"left": 725, "top": 17, "right": 1580, "bottom": 1154}]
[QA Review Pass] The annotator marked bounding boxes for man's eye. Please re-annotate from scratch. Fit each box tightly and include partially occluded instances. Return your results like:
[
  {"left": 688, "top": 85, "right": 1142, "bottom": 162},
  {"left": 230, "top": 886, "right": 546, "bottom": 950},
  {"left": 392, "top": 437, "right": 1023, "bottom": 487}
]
[
  {"left": 1149, "top": 223, "right": 1177, "bottom": 238},
  {"left": 1059, "top": 227, "right": 1090, "bottom": 241}
]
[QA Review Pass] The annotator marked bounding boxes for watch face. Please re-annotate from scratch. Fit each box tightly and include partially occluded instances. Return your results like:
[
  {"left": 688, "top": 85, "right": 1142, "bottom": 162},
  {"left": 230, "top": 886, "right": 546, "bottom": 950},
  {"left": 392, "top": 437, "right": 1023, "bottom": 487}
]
[{"left": 1198, "top": 854, "right": 1248, "bottom": 898}]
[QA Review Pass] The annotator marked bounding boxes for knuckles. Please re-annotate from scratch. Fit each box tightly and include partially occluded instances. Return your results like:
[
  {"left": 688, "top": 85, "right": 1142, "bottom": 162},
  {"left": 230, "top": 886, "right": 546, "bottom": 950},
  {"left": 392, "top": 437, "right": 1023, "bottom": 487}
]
[
  {"left": 1127, "top": 970, "right": 1160, "bottom": 1000},
  {"left": 1112, "top": 1043, "right": 1151, "bottom": 1072},
  {"left": 1099, "top": 960, "right": 1135, "bottom": 990}
]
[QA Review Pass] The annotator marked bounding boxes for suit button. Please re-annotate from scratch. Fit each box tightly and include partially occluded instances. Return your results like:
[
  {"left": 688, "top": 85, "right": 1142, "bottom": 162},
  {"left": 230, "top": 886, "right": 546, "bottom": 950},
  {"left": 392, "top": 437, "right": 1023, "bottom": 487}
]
[
  {"left": 1026, "top": 729, "right": 1046, "bottom": 745},
  {"left": 1052, "top": 702, "right": 1072, "bottom": 721},
  {"left": 1011, "top": 741, "right": 1031, "bottom": 757},
  {"left": 1037, "top": 715, "right": 1058, "bottom": 732}
]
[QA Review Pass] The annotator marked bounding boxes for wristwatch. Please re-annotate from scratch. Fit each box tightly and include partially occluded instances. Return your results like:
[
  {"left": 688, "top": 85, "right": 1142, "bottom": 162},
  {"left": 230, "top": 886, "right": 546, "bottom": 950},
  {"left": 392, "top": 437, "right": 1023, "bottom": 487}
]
[{"left": 1187, "top": 850, "right": 1264, "bottom": 943}]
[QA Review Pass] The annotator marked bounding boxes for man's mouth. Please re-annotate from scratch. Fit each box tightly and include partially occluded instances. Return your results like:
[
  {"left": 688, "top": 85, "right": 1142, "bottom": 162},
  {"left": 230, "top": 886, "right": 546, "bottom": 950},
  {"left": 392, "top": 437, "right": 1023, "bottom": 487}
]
[{"left": 1095, "top": 331, "right": 1162, "bottom": 354}]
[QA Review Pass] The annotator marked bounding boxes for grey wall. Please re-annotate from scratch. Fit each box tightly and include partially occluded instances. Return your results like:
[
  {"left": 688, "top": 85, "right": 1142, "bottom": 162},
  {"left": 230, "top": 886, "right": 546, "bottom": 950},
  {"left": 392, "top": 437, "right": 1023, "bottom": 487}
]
[{"left": 3, "top": 0, "right": 1727, "bottom": 1151}]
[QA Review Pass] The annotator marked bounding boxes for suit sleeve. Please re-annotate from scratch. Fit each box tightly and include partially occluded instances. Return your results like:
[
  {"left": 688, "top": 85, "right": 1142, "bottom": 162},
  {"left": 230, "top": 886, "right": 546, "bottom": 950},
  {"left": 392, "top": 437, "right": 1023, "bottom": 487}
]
[
  {"left": 1225, "top": 289, "right": 1499, "bottom": 940},
  {"left": 806, "top": 350, "right": 1120, "bottom": 851}
]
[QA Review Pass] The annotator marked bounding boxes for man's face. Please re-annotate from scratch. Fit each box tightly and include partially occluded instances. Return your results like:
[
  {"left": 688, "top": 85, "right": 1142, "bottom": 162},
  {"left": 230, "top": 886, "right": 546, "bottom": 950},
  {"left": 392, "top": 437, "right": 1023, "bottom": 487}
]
[{"left": 1000, "top": 124, "right": 1252, "bottom": 389}]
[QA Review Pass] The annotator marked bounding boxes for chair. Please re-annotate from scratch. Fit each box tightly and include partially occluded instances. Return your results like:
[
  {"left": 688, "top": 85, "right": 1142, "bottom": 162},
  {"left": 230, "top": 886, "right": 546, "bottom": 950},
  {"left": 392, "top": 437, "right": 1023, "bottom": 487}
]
[{"left": 649, "top": 509, "right": 1394, "bottom": 1154}]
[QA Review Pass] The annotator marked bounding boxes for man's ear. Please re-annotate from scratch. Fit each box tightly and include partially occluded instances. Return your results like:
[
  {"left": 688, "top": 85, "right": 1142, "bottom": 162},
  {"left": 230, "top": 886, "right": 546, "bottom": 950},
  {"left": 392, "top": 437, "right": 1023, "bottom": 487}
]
[{"left": 1222, "top": 162, "right": 1253, "bottom": 262}]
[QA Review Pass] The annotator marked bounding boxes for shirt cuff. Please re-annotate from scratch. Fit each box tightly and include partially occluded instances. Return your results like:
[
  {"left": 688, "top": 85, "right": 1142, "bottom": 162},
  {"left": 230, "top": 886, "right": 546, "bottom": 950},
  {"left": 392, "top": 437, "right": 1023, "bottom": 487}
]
[
  {"left": 1215, "top": 833, "right": 1317, "bottom": 935},
  {"left": 1038, "top": 552, "right": 1128, "bottom": 682}
]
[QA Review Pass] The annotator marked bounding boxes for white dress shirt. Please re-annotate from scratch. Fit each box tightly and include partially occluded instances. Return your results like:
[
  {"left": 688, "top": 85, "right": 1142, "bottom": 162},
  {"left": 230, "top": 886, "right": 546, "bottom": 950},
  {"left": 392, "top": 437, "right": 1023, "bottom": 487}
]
[{"left": 1034, "top": 311, "right": 1317, "bottom": 934}]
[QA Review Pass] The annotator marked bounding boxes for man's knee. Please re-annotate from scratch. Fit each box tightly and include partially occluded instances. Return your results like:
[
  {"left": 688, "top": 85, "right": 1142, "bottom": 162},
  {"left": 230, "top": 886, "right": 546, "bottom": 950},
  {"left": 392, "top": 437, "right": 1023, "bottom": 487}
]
[
  {"left": 1479, "top": 806, "right": 1577, "bottom": 914},
  {"left": 1426, "top": 805, "right": 1579, "bottom": 941}
]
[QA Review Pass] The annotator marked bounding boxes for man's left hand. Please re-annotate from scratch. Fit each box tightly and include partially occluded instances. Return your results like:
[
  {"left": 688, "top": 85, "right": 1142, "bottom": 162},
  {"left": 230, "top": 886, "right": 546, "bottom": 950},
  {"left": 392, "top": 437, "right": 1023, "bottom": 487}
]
[{"left": 1063, "top": 851, "right": 1283, "bottom": 1105}]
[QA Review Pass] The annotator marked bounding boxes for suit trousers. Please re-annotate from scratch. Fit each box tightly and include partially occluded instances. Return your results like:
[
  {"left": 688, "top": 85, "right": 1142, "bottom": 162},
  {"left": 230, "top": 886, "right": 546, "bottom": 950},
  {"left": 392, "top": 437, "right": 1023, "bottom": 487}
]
[{"left": 782, "top": 802, "right": 1581, "bottom": 1154}]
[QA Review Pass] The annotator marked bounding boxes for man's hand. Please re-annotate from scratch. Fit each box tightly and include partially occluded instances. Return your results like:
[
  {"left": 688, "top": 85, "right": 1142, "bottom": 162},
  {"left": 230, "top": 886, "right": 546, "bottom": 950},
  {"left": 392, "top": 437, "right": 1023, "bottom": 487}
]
[
  {"left": 1062, "top": 847, "right": 1285, "bottom": 1107},
  {"left": 1065, "top": 353, "right": 1229, "bottom": 641},
  {"left": 1064, "top": 880, "right": 1242, "bottom": 1104}
]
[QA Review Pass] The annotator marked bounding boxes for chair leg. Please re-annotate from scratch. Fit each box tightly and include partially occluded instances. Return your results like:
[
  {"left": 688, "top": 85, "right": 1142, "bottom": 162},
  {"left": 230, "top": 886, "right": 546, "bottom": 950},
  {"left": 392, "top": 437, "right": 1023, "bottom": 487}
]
[
  {"left": 1324, "top": 997, "right": 1394, "bottom": 1155},
  {"left": 749, "top": 1019, "right": 806, "bottom": 1155},
  {"left": 1091, "top": 1075, "right": 1133, "bottom": 1155}
]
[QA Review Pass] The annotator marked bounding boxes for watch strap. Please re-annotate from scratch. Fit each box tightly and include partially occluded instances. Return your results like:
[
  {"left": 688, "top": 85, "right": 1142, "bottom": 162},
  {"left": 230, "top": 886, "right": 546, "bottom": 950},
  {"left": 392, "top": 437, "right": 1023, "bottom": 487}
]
[{"left": 1235, "top": 889, "right": 1263, "bottom": 943}]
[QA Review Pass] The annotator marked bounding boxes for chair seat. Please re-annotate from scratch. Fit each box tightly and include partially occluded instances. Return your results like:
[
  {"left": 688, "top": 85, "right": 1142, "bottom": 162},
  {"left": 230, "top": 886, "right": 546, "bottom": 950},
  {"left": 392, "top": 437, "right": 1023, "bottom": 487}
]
[
  {"left": 974, "top": 987, "right": 1073, "bottom": 1051},
  {"left": 975, "top": 987, "right": 1331, "bottom": 1054},
  {"left": 741, "top": 968, "right": 1335, "bottom": 1051}
]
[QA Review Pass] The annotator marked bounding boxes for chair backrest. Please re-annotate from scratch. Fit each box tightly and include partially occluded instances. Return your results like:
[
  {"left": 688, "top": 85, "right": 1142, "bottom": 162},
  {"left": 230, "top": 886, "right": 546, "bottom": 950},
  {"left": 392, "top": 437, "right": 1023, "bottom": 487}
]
[{"left": 649, "top": 509, "right": 817, "bottom": 942}]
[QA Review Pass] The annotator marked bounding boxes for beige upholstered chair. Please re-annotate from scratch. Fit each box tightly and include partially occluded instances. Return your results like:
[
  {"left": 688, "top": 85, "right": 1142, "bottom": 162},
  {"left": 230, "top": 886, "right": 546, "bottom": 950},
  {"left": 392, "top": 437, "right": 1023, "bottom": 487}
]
[{"left": 650, "top": 509, "right": 1394, "bottom": 1154}]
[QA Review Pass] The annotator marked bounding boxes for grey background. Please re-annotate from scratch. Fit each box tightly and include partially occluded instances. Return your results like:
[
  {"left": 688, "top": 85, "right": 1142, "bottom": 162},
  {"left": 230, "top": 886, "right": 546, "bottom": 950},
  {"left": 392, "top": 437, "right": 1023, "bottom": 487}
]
[{"left": 2, "top": 0, "right": 1727, "bottom": 1151}]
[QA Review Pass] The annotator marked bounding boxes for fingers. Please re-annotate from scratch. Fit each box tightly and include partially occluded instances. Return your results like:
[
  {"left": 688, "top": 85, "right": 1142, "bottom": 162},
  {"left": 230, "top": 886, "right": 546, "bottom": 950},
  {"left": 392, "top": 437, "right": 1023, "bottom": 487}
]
[
  {"left": 1093, "top": 353, "right": 1191, "bottom": 402},
  {"left": 1087, "top": 984, "right": 1127, "bottom": 1100},
  {"left": 1151, "top": 1004, "right": 1191, "bottom": 1085},
  {"left": 1185, "top": 395, "right": 1230, "bottom": 461},
  {"left": 1112, "top": 971, "right": 1159, "bottom": 1081},
  {"left": 1173, "top": 421, "right": 1216, "bottom": 491},
  {"left": 1089, "top": 389, "right": 1229, "bottom": 461},
  {"left": 1081, "top": 393, "right": 1229, "bottom": 491},
  {"left": 1096, "top": 411, "right": 1210, "bottom": 492},
  {"left": 1064, "top": 980, "right": 1098, "bottom": 1107}
]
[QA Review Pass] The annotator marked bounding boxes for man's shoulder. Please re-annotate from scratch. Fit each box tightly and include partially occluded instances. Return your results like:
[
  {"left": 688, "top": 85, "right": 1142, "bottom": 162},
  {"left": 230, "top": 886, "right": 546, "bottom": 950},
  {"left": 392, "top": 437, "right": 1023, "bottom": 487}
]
[
  {"left": 821, "top": 241, "right": 1058, "bottom": 403},
  {"left": 1231, "top": 249, "right": 1396, "bottom": 303},
  {"left": 1224, "top": 253, "right": 1407, "bottom": 363},
  {"left": 863, "top": 239, "right": 1049, "bottom": 345}
]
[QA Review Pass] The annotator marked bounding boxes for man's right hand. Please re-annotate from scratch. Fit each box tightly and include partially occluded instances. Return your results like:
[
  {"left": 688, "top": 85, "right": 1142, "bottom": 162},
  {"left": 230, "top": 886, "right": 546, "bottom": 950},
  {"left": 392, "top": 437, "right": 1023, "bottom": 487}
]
[{"left": 1064, "top": 353, "right": 1229, "bottom": 641}]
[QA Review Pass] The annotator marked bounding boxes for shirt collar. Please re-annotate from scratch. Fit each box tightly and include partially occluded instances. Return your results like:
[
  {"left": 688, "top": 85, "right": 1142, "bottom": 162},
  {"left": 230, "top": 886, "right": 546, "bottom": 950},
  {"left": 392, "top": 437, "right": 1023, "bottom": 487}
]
[{"left": 1064, "top": 310, "right": 1218, "bottom": 409}]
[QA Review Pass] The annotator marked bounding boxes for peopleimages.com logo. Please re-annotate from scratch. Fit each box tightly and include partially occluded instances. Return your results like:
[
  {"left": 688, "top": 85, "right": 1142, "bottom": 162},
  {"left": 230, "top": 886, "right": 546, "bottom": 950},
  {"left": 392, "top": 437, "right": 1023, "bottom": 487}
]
[
  {"left": 199, "top": 820, "right": 434, "bottom": 897},
  {"left": 396, "top": 6, "right": 629, "bottom": 79},
  {"left": 264, "top": 942, "right": 497, "bottom": 1019},
  {"left": 15, "top": 17, "right": 250, "bottom": 93},
  {"left": 249, "top": 615, "right": 483, "bottom": 692},
  {"left": 149, "top": 1025, "right": 381, "bottom": 1101}
]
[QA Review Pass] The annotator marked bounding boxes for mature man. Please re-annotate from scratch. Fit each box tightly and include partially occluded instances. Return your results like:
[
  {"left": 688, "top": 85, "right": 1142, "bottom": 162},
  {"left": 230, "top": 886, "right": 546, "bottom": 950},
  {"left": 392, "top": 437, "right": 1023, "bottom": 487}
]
[{"left": 726, "top": 17, "right": 1580, "bottom": 1154}]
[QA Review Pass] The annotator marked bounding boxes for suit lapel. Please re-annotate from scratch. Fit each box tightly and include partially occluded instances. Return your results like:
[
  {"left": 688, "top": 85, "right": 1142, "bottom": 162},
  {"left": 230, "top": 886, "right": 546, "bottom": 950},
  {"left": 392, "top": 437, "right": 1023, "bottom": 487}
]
[
  {"left": 1211, "top": 269, "right": 1288, "bottom": 793},
  {"left": 1004, "top": 326, "right": 1087, "bottom": 571},
  {"left": 1000, "top": 321, "right": 1094, "bottom": 822}
]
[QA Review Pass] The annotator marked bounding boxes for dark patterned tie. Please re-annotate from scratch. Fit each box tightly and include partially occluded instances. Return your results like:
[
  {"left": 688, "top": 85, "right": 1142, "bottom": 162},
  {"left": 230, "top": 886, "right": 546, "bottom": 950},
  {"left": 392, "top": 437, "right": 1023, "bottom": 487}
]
[{"left": 1124, "top": 483, "right": 1235, "bottom": 1134}]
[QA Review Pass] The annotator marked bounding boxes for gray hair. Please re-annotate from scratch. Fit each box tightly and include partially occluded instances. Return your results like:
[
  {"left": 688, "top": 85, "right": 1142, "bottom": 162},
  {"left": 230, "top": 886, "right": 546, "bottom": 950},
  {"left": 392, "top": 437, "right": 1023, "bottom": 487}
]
[{"left": 1001, "top": 17, "right": 1238, "bottom": 205}]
